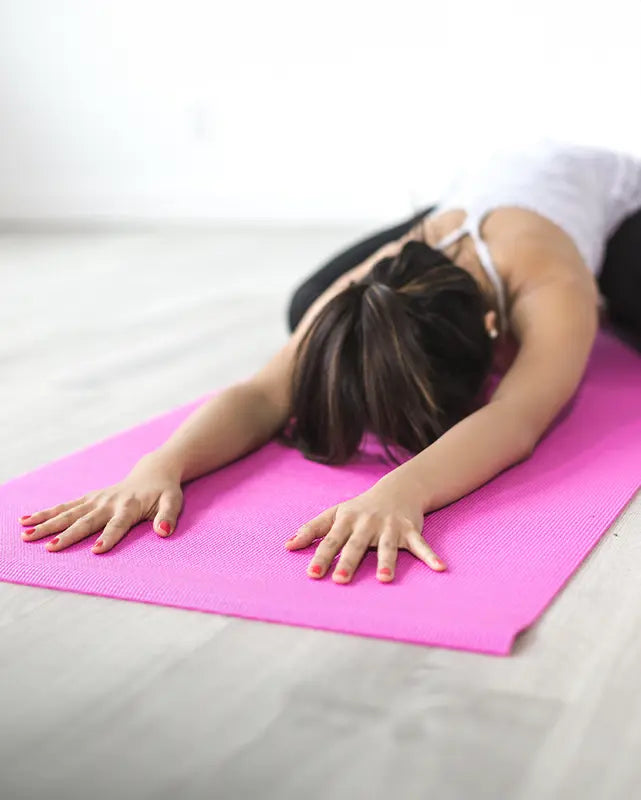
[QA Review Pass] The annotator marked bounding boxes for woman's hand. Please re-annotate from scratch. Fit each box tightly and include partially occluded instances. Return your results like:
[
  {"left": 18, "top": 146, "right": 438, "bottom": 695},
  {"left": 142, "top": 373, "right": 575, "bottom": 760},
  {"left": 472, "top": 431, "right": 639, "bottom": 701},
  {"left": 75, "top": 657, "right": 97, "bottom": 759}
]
[
  {"left": 285, "top": 477, "right": 447, "bottom": 583},
  {"left": 17, "top": 452, "right": 184, "bottom": 554}
]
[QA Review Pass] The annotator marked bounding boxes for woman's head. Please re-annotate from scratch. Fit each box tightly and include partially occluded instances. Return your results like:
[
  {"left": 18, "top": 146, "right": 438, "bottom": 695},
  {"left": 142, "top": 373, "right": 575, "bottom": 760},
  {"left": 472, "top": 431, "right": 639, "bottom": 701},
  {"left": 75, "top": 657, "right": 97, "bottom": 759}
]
[{"left": 276, "top": 235, "right": 498, "bottom": 466}]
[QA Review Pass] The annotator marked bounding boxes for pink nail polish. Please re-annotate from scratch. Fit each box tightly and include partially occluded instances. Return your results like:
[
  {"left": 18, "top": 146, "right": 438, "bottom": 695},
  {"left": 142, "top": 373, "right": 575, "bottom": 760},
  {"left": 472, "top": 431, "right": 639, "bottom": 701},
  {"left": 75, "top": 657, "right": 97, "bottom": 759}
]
[
  {"left": 434, "top": 558, "right": 446, "bottom": 569},
  {"left": 159, "top": 521, "right": 171, "bottom": 535},
  {"left": 378, "top": 567, "right": 391, "bottom": 576},
  {"left": 335, "top": 568, "right": 349, "bottom": 578},
  {"left": 50, "top": 537, "right": 60, "bottom": 546},
  {"left": 23, "top": 528, "right": 36, "bottom": 536},
  {"left": 310, "top": 564, "right": 321, "bottom": 575},
  {"left": 94, "top": 540, "right": 104, "bottom": 548}
]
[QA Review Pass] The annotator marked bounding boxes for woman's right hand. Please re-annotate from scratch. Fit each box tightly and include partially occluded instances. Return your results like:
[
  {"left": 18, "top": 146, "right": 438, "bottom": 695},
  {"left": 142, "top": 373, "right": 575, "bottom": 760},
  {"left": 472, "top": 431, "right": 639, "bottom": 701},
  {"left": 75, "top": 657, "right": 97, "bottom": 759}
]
[{"left": 18, "top": 452, "right": 184, "bottom": 553}]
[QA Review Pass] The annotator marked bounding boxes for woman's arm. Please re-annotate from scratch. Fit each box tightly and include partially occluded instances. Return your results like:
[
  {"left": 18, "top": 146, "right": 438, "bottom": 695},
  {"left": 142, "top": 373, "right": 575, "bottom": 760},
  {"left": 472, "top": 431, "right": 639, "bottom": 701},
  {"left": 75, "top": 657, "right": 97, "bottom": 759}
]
[
  {"left": 154, "top": 235, "right": 391, "bottom": 486},
  {"left": 153, "top": 227, "right": 430, "bottom": 485},
  {"left": 380, "top": 275, "right": 600, "bottom": 513},
  {"left": 150, "top": 382, "right": 287, "bottom": 484},
  {"left": 378, "top": 398, "right": 534, "bottom": 515}
]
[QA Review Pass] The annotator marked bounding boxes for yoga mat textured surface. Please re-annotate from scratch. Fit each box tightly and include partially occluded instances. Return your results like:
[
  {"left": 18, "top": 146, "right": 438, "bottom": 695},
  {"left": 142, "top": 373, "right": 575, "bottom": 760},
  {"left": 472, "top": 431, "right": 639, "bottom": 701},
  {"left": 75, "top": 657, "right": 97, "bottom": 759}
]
[{"left": 1, "top": 328, "right": 640, "bottom": 655}]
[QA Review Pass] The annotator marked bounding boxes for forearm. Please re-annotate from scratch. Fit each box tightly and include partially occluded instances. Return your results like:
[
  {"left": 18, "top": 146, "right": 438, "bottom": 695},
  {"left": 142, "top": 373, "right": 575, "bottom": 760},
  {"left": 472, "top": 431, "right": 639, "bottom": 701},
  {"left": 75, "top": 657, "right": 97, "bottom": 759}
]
[
  {"left": 378, "top": 401, "right": 534, "bottom": 515},
  {"left": 149, "top": 382, "right": 283, "bottom": 484}
]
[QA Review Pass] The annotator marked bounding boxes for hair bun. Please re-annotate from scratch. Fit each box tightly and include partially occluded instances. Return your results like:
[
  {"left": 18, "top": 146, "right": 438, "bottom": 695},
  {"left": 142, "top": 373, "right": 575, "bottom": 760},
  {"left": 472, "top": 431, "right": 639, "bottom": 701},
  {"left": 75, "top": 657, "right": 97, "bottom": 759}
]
[
  {"left": 362, "top": 276, "right": 392, "bottom": 292},
  {"left": 398, "top": 239, "right": 448, "bottom": 269}
]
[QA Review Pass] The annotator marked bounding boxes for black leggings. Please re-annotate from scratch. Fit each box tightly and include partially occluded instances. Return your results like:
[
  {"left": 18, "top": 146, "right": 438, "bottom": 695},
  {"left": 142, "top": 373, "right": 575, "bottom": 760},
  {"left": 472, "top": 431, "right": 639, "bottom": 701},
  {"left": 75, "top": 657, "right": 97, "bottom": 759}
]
[
  {"left": 598, "top": 209, "right": 641, "bottom": 350},
  {"left": 286, "top": 206, "right": 641, "bottom": 351}
]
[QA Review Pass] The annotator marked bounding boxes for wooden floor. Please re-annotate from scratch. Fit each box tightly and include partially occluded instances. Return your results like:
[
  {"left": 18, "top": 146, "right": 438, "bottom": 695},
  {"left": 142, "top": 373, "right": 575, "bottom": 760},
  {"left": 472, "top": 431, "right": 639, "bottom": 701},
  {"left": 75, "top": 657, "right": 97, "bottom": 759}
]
[{"left": 1, "top": 224, "right": 640, "bottom": 800}]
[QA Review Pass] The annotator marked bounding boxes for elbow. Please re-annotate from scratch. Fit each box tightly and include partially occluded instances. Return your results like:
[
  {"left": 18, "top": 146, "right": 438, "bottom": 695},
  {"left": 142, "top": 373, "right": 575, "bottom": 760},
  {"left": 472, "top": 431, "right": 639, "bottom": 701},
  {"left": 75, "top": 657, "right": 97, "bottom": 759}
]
[
  {"left": 498, "top": 405, "right": 540, "bottom": 462},
  {"left": 516, "top": 442, "right": 535, "bottom": 464},
  {"left": 518, "top": 405, "right": 568, "bottom": 460},
  {"left": 518, "top": 429, "right": 539, "bottom": 461}
]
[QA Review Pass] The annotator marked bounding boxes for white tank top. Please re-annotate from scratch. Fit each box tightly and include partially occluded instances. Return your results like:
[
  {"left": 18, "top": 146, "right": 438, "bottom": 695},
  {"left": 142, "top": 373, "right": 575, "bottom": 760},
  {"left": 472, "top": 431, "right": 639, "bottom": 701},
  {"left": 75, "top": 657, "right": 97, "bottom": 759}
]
[{"left": 426, "top": 140, "right": 641, "bottom": 333}]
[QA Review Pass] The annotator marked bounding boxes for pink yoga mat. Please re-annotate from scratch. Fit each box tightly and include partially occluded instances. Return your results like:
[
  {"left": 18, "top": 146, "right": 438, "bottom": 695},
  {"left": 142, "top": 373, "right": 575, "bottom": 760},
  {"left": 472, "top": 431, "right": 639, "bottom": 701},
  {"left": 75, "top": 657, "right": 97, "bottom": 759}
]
[{"left": 1, "top": 328, "right": 640, "bottom": 655}]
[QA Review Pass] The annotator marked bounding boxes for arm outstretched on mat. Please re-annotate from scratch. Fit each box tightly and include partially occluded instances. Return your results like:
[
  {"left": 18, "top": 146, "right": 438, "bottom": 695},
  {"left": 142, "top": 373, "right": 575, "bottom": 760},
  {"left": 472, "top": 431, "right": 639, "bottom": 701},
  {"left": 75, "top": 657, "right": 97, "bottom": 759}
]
[
  {"left": 286, "top": 275, "right": 600, "bottom": 584},
  {"left": 385, "top": 275, "right": 600, "bottom": 514},
  {"left": 18, "top": 381, "right": 288, "bottom": 553}
]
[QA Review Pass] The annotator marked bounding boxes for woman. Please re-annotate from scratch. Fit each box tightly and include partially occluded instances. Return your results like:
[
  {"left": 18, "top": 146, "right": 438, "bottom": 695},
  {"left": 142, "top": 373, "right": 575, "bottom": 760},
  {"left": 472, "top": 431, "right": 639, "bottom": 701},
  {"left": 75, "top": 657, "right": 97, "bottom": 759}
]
[{"left": 17, "top": 141, "right": 641, "bottom": 584}]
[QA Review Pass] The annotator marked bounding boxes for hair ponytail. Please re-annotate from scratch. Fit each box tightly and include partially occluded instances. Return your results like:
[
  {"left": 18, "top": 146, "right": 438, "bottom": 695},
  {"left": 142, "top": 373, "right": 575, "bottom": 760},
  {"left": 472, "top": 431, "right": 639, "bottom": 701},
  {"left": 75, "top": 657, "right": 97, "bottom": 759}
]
[{"left": 276, "top": 238, "right": 494, "bottom": 465}]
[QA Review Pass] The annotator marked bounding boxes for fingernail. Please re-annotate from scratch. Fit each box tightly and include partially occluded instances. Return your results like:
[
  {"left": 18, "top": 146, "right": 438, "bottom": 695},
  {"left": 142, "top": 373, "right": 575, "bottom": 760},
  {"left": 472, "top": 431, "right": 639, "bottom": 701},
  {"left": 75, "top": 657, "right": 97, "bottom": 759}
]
[
  {"left": 158, "top": 521, "right": 171, "bottom": 535},
  {"left": 20, "top": 514, "right": 32, "bottom": 521},
  {"left": 50, "top": 537, "right": 60, "bottom": 546},
  {"left": 94, "top": 539, "right": 104, "bottom": 549},
  {"left": 310, "top": 564, "right": 321, "bottom": 575},
  {"left": 335, "top": 568, "right": 349, "bottom": 578},
  {"left": 378, "top": 567, "right": 391, "bottom": 576},
  {"left": 286, "top": 536, "right": 296, "bottom": 543},
  {"left": 434, "top": 558, "right": 446, "bottom": 569},
  {"left": 23, "top": 528, "right": 36, "bottom": 536}
]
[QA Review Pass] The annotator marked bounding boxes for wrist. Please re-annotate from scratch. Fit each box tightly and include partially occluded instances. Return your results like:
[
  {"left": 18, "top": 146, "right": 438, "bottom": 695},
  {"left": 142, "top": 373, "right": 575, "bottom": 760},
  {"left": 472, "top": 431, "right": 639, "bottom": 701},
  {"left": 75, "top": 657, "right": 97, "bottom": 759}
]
[
  {"left": 132, "top": 448, "right": 184, "bottom": 484},
  {"left": 375, "top": 463, "right": 428, "bottom": 511}
]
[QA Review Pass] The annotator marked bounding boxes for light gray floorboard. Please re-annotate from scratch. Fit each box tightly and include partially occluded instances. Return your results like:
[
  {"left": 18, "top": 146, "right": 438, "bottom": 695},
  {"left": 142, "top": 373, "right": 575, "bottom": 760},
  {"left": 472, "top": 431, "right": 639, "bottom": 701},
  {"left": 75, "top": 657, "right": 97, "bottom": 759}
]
[{"left": 1, "top": 225, "right": 640, "bottom": 800}]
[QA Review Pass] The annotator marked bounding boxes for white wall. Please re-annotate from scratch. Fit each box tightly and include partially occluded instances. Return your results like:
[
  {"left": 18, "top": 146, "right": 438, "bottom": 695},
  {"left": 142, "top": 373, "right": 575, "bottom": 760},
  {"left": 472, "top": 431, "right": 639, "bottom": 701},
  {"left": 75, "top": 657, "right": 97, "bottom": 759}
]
[{"left": 0, "top": 0, "right": 640, "bottom": 223}]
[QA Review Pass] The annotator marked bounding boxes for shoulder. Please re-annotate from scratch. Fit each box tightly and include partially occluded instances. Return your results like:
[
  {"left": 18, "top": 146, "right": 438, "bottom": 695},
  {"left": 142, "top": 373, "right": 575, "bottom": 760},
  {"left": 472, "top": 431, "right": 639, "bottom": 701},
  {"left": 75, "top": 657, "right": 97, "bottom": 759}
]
[
  {"left": 479, "top": 207, "right": 601, "bottom": 370},
  {"left": 482, "top": 207, "right": 600, "bottom": 302}
]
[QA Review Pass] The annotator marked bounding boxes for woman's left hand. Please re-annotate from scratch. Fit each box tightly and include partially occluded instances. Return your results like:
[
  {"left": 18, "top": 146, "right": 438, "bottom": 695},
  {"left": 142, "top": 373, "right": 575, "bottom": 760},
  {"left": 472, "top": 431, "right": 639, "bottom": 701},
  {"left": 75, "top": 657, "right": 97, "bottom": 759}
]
[{"left": 285, "top": 478, "right": 447, "bottom": 583}]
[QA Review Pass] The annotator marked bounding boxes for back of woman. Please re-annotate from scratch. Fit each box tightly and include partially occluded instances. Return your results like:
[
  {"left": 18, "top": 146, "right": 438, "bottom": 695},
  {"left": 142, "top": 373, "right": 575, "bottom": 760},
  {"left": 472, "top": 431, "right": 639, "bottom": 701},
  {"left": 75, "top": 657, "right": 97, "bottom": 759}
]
[
  {"left": 282, "top": 139, "right": 641, "bottom": 465},
  {"left": 434, "top": 139, "right": 641, "bottom": 282}
]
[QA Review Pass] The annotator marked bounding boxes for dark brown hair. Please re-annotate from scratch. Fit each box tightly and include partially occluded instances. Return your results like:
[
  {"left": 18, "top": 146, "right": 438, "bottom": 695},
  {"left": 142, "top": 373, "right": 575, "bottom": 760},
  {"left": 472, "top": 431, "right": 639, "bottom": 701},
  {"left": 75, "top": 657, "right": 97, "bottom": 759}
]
[{"left": 275, "top": 230, "right": 496, "bottom": 466}]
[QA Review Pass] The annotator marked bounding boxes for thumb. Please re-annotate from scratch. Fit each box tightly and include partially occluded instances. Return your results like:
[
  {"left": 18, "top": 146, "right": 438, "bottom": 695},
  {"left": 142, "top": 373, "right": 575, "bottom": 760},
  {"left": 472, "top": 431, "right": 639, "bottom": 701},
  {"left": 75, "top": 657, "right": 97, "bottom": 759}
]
[{"left": 154, "top": 487, "right": 183, "bottom": 537}]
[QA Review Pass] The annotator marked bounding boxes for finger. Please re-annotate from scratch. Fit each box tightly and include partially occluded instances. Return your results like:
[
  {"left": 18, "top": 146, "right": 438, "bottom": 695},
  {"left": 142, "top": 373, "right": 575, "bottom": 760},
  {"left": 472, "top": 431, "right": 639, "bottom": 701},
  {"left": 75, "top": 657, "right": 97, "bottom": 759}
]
[
  {"left": 46, "top": 507, "right": 111, "bottom": 552},
  {"left": 19, "top": 495, "right": 88, "bottom": 528},
  {"left": 376, "top": 523, "right": 399, "bottom": 582},
  {"left": 92, "top": 510, "right": 139, "bottom": 553},
  {"left": 22, "top": 501, "right": 95, "bottom": 541},
  {"left": 306, "top": 518, "right": 352, "bottom": 579},
  {"left": 153, "top": 488, "right": 184, "bottom": 537},
  {"left": 332, "top": 514, "right": 378, "bottom": 583},
  {"left": 286, "top": 505, "right": 339, "bottom": 549},
  {"left": 332, "top": 519, "right": 377, "bottom": 583},
  {"left": 403, "top": 528, "right": 447, "bottom": 571}
]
